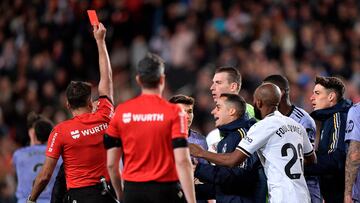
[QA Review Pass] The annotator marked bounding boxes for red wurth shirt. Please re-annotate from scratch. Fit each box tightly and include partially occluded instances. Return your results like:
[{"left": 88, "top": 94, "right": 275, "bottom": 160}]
[
  {"left": 106, "top": 94, "right": 188, "bottom": 182},
  {"left": 46, "top": 97, "right": 114, "bottom": 189}
]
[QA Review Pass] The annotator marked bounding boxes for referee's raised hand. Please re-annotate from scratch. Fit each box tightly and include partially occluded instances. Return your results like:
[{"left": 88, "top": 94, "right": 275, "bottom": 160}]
[
  {"left": 93, "top": 22, "right": 106, "bottom": 42},
  {"left": 93, "top": 22, "right": 113, "bottom": 103}
]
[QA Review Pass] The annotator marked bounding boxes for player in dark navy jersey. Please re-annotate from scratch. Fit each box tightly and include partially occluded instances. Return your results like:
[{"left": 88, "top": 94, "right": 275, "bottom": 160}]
[{"left": 169, "top": 94, "right": 208, "bottom": 164}]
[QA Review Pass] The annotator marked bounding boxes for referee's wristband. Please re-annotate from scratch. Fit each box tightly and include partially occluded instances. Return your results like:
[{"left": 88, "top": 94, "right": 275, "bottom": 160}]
[{"left": 27, "top": 195, "right": 36, "bottom": 203}]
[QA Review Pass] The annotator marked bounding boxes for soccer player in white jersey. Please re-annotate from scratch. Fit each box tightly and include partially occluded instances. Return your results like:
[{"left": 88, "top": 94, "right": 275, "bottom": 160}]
[
  {"left": 263, "top": 74, "right": 321, "bottom": 203},
  {"left": 190, "top": 83, "right": 317, "bottom": 203}
]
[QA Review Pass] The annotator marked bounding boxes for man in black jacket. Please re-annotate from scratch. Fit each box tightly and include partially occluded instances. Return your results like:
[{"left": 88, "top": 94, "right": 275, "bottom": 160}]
[
  {"left": 306, "top": 76, "right": 352, "bottom": 203},
  {"left": 194, "top": 93, "right": 266, "bottom": 203}
]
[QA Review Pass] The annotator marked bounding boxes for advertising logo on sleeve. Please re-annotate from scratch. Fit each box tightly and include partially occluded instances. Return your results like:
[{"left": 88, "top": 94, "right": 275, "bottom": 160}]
[
  {"left": 346, "top": 120, "right": 354, "bottom": 133},
  {"left": 244, "top": 136, "right": 253, "bottom": 144},
  {"left": 48, "top": 132, "right": 58, "bottom": 152}
]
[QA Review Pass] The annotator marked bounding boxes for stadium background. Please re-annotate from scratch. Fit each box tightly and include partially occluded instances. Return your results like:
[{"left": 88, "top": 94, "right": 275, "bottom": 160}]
[{"left": 0, "top": 0, "right": 359, "bottom": 201}]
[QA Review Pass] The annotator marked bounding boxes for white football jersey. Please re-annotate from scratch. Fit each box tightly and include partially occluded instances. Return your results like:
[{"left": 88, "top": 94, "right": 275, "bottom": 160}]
[{"left": 238, "top": 111, "right": 312, "bottom": 203}]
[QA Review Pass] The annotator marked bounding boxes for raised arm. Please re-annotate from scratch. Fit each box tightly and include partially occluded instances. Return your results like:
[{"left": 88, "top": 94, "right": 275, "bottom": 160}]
[{"left": 93, "top": 23, "right": 113, "bottom": 103}]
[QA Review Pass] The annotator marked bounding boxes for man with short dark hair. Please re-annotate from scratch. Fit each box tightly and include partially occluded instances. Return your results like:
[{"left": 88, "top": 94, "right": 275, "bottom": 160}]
[
  {"left": 207, "top": 67, "right": 255, "bottom": 152},
  {"left": 169, "top": 94, "right": 208, "bottom": 164},
  {"left": 105, "top": 53, "right": 196, "bottom": 203},
  {"left": 28, "top": 23, "right": 115, "bottom": 203},
  {"left": 190, "top": 83, "right": 316, "bottom": 203},
  {"left": 306, "top": 76, "right": 352, "bottom": 203},
  {"left": 263, "top": 74, "right": 321, "bottom": 203},
  {"left": 193, "top": 93, "right": 265, "bottom": 203},
  {"left": 13, "top": 114, "right": 61, "bottom": 203}
]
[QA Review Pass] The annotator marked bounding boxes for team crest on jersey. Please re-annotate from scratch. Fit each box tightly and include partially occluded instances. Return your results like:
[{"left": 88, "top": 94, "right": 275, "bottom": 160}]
[
  {"left": 346, "top": 120, "right": 354, "bottom": 133},
  {"left": 71, "top": 130, "right": 80, "bottom": 139},
  {"left": 123, "top": 113, "right": 132, "bottom": 123}
]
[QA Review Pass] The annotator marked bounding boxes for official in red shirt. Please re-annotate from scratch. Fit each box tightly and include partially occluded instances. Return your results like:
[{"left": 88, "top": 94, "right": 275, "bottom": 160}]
[
  {"left": 104, "top": 53, "right": 196, "bottom": 203},
  {"left": 28, "top": 23, "right": 116, "bottom": 203}
]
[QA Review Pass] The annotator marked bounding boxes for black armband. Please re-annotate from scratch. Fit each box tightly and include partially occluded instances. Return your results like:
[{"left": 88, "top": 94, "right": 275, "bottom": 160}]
[
  {"left": 103, "top": 134, "right": 122, "bottom": 149},
  {"left": 172, "top": 138, "right": 188, "bottom": 149}
]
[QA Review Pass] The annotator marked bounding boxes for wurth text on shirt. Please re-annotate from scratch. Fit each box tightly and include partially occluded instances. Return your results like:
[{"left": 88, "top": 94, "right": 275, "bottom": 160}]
[
  {"left": 122, "top": 113, "right": 164, "bottom": 123},
  {"left": 70, "top": 123, "right": 108, "bottom": 139}
]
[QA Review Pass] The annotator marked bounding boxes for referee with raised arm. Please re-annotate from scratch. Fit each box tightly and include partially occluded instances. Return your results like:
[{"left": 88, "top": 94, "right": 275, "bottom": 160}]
[
  {"left": 104, "top": 53, "right": 196, "bottom": 203},
  {"left": 27, "top": 23, "right": 116, "bottom": 203}
]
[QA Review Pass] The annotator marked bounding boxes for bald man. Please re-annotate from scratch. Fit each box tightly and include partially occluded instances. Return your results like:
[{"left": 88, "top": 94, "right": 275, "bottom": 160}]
[
  {"left": 263, "top": 75, "right": 321, "bottom": 203},
  {"left": 190, "top": 83, "right": 317, "bottom": 203}
]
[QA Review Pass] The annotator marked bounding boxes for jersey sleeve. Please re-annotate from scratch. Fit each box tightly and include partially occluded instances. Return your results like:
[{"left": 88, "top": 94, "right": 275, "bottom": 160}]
[
  {"left": 46, "top": 126, "right": 62, "bottom": 159},
  {"left": 302, "top": 127, "right": 314, "bottom": 156},
  {"left": 237, "top": 121, "right": 274, "bottom": 157},
  {"left": 106, "top": 109, "right": 121, "bottom": 139},
  {"left": 345, "top": 105, "right": 360, "bottom": 142},
  {"left": 94, "top": 96, "right": 114, "bottom": 122},
  {"left": 302, "top": 116, "right": 316, "bottom": 143},
  {"left": 171, "top": 106, "right": 188, "bottom": 139}
]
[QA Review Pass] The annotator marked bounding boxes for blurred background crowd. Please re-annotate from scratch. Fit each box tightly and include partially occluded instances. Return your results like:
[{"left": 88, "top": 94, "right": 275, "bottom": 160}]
[{"left": 0, "top": 0, "right": 360, "bottom": 201}]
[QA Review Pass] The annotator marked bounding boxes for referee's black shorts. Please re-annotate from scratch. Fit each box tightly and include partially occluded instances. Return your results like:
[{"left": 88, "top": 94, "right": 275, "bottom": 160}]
[
  {"left": 124, "top": 181, "right": 186, "bottom": 203},
  {"left": 66, "top": 183, "right": 117, "bottom": 203}
]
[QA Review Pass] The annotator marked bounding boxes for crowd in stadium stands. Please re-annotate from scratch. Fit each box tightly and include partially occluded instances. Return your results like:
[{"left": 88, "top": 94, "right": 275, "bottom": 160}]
[{"left": 0, "top": 0, "right": 360, "bottom": 202}]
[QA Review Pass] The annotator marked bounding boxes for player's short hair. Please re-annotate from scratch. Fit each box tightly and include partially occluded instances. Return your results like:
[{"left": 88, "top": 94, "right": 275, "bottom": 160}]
[
  {"left": 137, "top": 53, "right": 165, "bottom": 88},
  {"left": 169, "top": 94, "right": 195, "bottom": 106},
  {"left": 263, "top": 74, "right": 290, "bottom": 95},
  {"left": 315, "top": 76, "right": 345, "bottom": 102},
  {"left": 66, "top": 81, "right": 92, "bottom": 109},
  {"left": 34, "top": 119, "right": 54, "bottom": 143},
  {"left": 27, "top": 112, "right": 44, "bottom": 129},
  {"left": 215, "top": 66, "right": 242, "bottom": 89},
  {"left": 220, "top": 93, "right": 246, "bottom": 118}
]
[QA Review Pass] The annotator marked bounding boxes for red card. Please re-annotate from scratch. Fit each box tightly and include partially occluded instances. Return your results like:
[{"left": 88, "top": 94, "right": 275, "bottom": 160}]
[{"left": 87, "top": 10, "right": 99, "bottom": 26}]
